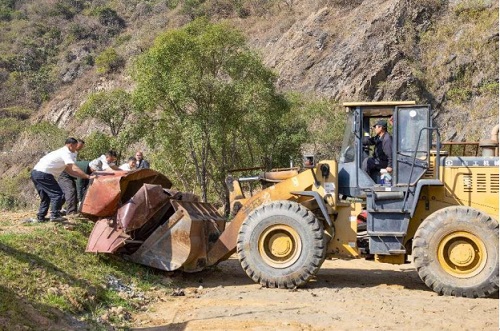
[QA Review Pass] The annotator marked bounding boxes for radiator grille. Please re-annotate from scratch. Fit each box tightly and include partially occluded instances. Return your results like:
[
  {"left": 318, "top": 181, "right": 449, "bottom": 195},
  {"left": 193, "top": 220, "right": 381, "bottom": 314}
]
[
  {"left": 476, "top": 174, "right": 487, "bottom": 193},
  {"left": 491, "top": 173, "right": 499, "bottom": 193}
]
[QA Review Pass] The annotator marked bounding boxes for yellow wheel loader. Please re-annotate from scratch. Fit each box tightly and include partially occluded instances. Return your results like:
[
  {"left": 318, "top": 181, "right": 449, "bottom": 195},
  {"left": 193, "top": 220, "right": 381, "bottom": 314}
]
[{"left": 83, "top": 102, "right": 499, "bottom": 298}]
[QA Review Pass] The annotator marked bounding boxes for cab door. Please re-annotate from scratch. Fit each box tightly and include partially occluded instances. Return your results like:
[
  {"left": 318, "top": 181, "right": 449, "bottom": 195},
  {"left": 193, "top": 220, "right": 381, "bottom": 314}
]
[{"left": 393, "top": 105, "right": 432, "bottom": 186}]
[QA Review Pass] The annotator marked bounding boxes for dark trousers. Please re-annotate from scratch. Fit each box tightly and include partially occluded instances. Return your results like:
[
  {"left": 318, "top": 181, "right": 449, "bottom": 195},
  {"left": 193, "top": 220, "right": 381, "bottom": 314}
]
[
  {"left": 58, "top": 172, "right": 78, "bottom": 214},
  {"left": 362, "top": 157, "right": 388, "bottom": 180},
  {"left": 76, "top": 178, "right": 89, "bottom": 207},
  {"left": 31, "top": 170, "right": 64, "bottom": 220}
]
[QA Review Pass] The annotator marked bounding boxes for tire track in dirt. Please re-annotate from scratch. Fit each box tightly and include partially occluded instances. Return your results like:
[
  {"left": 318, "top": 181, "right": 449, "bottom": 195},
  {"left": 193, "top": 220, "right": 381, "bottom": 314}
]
[{"left": 132, "top": 257, "right": 498, "bottom": 330}]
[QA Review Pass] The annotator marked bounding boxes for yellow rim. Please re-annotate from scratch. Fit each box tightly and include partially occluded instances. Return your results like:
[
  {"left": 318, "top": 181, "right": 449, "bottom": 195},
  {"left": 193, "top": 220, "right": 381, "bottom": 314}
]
[
  {"left": 258, "top": 224, "right": 302, "bottom": 268},
  {"left": 437, "top": 231, "right": 487, "bottom": 278}
]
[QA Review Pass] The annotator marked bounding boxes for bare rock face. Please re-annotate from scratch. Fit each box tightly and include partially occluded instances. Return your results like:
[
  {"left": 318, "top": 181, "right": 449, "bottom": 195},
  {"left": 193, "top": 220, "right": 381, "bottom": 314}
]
[
  {"left": 59, "top": 43, "right": 96, "bottom": 84},
  {"left": 31, "top": 0, "right": 498, "bottom": 141},
  {"left": 258, "top": 1, "right": 411, "bottom": 100},
  {"left": 245, "top": 0, "right": 498, "bottom": 141},
  {"left": 36, "top": 73, "right": 132, "bottom": 136}
]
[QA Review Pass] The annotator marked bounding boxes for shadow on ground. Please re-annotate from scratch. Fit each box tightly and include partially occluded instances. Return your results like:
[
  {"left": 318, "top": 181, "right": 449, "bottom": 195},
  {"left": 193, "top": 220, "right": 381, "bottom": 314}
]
[
  {"left": 0, "top": 284, "right": 87, "bottom": 331},
  {"left": 171, "top": 257, "right": 432, "bottom": 292}
]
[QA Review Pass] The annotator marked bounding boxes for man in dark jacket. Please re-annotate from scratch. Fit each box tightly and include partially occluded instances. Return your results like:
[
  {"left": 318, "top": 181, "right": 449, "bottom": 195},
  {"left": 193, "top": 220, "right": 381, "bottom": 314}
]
[
  {"left": 58, "top": 139, "right": 86, "bottom": 215},
  {"left": 362, "top": 120, "right": 393, "bottom": 180},
  {"left": 75, "top": 160, "right": 91, "bottom": 210},
  {"left": 135, "top": 151, "right": 150, "bottom": 169}
]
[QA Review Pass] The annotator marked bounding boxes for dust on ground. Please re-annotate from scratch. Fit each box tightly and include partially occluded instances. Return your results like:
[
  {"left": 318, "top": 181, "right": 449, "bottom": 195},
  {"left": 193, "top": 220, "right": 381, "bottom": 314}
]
[{"left": 131, "top": 256, "right": 498, "bottom": 331}]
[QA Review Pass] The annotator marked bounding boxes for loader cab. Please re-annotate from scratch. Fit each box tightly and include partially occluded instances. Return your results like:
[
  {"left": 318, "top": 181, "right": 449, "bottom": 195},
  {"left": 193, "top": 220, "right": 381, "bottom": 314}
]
[{"left": 338, "top": 101, "right": 433, "bottom": 197}]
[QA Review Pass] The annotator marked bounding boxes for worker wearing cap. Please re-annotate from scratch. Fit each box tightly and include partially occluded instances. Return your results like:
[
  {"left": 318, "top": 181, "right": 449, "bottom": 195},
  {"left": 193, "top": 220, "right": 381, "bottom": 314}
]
[{"left": 362, "top": 119, "right": 393, "bottom": 180}]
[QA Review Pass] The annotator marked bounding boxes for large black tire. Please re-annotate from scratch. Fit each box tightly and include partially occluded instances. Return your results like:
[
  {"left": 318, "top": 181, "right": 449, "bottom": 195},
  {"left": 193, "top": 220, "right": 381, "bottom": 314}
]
[
  {"left": 237, "top": 200, "right": 326, "bottom": 289},
  {"left": 413, "top": 206, "right": 499, "bottom": 298}
]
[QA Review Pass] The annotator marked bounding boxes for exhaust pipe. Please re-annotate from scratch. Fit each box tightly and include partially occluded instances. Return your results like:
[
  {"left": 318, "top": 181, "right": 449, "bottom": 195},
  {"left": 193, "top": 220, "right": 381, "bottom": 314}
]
[{"left": 479, "top": 124, "right": 499, "bottom": 157}]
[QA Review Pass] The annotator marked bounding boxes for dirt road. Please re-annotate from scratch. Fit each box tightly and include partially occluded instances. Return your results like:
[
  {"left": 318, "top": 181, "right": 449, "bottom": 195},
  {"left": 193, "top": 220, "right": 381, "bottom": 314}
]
[{"left": 132, "top": 256, "right": 498, "bottom": 331}]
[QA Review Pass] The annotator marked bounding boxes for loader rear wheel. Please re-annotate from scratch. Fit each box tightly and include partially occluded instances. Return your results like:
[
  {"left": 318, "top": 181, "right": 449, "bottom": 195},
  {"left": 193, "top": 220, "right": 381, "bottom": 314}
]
[
  {"left": 413, "top": 206, "right": 499, "bottom": 298},
  {"left": 237, "top": 200, "right": 326, "bottom": 289}
]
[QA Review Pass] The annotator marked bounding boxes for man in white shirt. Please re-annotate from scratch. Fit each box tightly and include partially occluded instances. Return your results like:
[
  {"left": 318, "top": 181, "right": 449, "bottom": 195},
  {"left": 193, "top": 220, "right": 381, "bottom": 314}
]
[
  {"left": 30, "top": 138, "right": 93, "bottom": 222},
  {"left": 89, "top": 150, "right": 120, "bottom": 172},
  {"left": 119, "top": 156, "right": 137, "bottom": 171}
]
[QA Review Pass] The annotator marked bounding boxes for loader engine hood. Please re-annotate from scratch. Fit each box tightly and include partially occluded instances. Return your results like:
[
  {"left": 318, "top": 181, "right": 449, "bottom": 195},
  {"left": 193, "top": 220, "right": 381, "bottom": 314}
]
[{"left": 82, "top": 169, "right": 225, "bottom": 272}]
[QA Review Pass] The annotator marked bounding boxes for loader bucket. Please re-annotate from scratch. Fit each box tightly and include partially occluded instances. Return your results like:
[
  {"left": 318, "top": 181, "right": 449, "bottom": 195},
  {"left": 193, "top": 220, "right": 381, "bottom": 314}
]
[
  {"left": 84, "top": 169, "right": 225, "bottom": 272},
  {"left": 128, "top": 200, "right": 226, "bottom": 272},
  {"left": 86, "top": 218, "right": 130, "bottom": 253},
  {"left": 86, "top": 183, "right": 172, "bottom": 254}
]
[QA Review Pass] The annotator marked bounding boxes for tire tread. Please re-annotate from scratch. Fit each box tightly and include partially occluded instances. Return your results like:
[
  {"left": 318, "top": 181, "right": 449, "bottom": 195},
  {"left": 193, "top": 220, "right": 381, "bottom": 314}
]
[
  {"left": 413, "top": 206, "right": 499, "bottom": 298},
  {"left": 237, "top": 200, "right": 327, "bottom": 289}
]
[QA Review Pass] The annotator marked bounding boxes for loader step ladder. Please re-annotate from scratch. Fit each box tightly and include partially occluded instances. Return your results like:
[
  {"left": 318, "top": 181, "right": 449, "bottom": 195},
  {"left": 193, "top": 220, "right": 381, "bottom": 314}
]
[{"left": 365, "top": 188, "right": 411, "bottom": 255}]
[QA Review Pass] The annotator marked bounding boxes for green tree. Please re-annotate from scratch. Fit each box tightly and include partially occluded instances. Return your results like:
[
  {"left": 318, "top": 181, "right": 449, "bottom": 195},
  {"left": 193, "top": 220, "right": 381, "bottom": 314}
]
[
  {"left": 95, "top": 47, "right": 124, "bottom": 74},
  {"left": 133, "top": 18, "right": 302, "bottom": 206},
  {"left": 288, "top": 94, "right": 346, "bottom": 161},
  {"left": 77, "top": 89, "right": 136, "bottom": 160},
  {"left": 76, "top": 131, "right": 111, "bottom": 161}
]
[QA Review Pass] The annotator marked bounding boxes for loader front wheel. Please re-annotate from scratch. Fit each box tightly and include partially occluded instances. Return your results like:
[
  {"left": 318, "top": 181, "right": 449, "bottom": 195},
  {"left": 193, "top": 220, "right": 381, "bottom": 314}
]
[
  {"left": 413, "top": 206, "right": 499, "bottom": 298},
  {"left": 237, "top": 200, "right": 326, "bottom": 289}
]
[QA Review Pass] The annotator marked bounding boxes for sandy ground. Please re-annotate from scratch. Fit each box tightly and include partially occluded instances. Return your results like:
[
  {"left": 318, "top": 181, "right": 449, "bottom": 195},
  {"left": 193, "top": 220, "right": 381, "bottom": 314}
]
[
  {"left": 2, "top": 212, "right": 497, "bottom": 330},
  {"left": 131, "top": 255, "right": 499, "bottom": 331}
]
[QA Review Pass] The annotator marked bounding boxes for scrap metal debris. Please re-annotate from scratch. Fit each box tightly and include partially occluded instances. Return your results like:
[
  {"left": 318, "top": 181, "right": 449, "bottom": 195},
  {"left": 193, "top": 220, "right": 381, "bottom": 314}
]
[{"left": 82, "top": 169, "right": 226, "bottom": 273}]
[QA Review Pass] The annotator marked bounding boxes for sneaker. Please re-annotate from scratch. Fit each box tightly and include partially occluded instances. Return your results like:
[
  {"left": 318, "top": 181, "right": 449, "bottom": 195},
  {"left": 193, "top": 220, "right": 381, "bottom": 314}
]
[
  {"left": 22, "top": 217, "right": 48, "bottom": 224},
  {"left": 49, "top": 216, "right": 67, "bottom": 222}
]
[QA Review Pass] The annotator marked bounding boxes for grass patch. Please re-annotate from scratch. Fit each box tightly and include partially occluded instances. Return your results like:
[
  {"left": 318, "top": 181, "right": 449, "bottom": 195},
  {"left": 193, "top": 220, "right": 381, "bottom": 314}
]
[
  {"left": 0, "top": 217, "right": 174, "bottom": 329},
  {"left": 0, "top": 168, "right": 31, "bottom": 211}
]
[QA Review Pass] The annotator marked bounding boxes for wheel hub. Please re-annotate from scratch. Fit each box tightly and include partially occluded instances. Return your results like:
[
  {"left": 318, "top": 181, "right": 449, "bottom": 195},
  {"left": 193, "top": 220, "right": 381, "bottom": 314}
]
[
  {"left": 259, "top": 224, "right": 302, "bottom": 268},
  {"left": 448, "top": 241, "right": 475, "bottom": 267},
  {"left": 437, "top": 231, "right": 487, "bottom": 278},
  {"left": 269, "top": 233, "right": 293, "bottom": 257}
]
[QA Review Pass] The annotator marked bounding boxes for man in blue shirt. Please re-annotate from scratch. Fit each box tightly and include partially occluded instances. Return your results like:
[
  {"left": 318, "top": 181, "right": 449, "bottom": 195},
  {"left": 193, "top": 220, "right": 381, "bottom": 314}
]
[{"left": 135, "top": 151, "right": 150, "bottom": 169}]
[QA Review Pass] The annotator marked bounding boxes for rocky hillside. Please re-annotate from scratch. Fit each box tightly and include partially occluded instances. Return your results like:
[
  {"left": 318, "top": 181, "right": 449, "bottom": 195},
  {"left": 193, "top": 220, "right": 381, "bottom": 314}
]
[
  {"left": 2, "top": 0, "right": 497, "bottom": 139},
  {"left": 239, "top": 0, "right": 498, "bottom": 141},
  {"left": 0, "top": 0, "right": 498, "bottom": 207}
]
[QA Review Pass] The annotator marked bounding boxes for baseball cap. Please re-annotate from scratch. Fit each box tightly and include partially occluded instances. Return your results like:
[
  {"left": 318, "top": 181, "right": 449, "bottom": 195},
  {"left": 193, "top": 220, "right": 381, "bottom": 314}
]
[{"left": 373, "top": 120, "right": 387, "bottom": 128}]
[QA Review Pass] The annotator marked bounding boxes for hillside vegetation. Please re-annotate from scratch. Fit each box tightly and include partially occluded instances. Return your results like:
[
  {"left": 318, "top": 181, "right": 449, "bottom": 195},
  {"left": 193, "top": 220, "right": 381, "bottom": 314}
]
[
  {"left": 0, "top": 0, "right": 498, "bottom": 209},
  {"left": 0, "top": 213, "right": 176, "bottom": 329}
]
